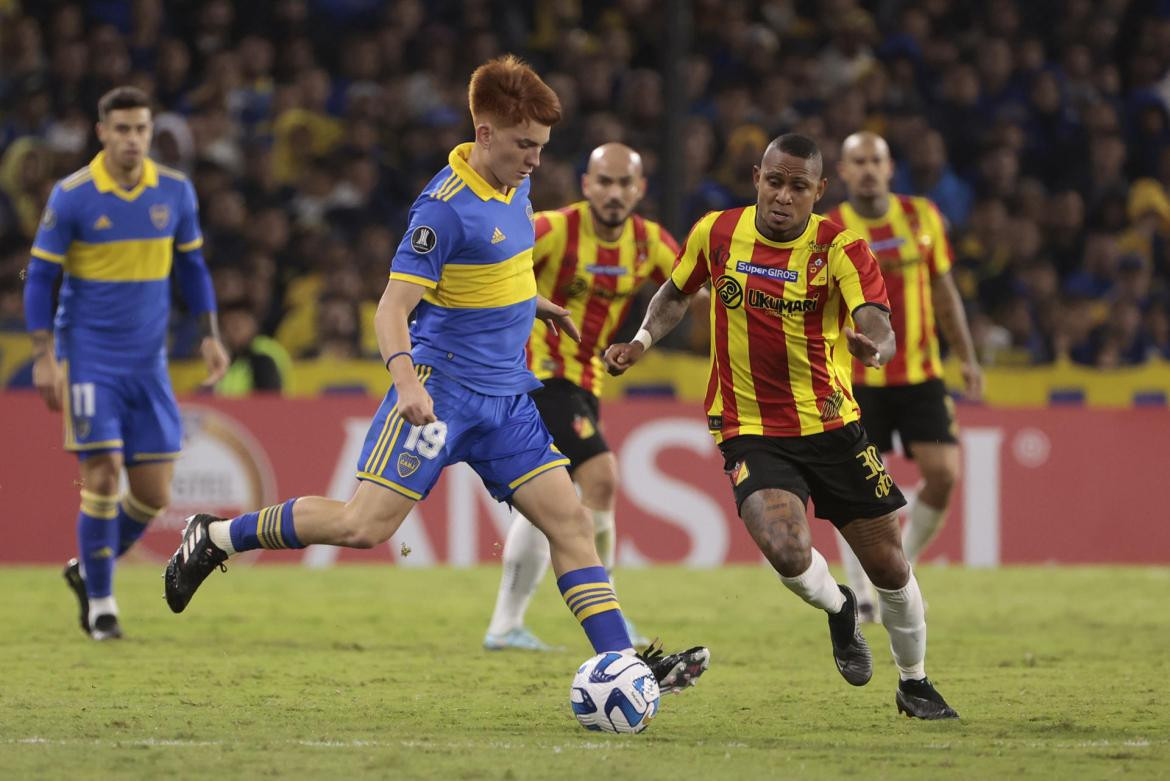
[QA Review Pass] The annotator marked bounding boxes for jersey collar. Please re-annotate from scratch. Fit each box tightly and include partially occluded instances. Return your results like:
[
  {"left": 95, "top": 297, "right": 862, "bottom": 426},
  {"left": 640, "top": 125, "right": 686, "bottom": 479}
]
[
  {"left": 448, "top": 142, "right": 516, "bottom": 203},
  {"left": 89, "top": 151, "right": 160, "bottom": 202}
]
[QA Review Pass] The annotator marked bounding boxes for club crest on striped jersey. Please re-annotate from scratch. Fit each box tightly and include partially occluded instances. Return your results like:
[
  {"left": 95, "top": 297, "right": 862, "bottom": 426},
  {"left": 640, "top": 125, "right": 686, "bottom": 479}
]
[
  {"left": 819, "top": 389, "right": 845, "bottom": 422},
  {"left": 397, "top": 452, "right": 421, "bottom": 478},
  {"left": 715, "top": 275, "right": 743, "bottom": 308},
  {"left": 410, "top": 225, "right": 438, "bottom": 254},
  {"left": 150, "top": 203, "right": 170, "bottom": 230}
]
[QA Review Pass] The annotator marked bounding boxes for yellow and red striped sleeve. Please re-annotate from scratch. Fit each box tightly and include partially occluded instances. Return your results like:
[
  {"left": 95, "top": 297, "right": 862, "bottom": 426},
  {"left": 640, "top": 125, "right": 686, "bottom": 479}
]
[{"left": 670, "top": 211, "right": 720, "bottom": 294}]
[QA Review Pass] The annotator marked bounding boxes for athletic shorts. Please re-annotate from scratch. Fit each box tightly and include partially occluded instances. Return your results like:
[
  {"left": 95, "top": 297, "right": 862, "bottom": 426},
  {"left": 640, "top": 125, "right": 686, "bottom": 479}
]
[
  {"left": 718, "top": 422, "right": 906, "bottom": 528},
  {"left": 356, "top": 365, "right": 570, "bottom": 501},
  {"left": 61, "top": 360, "right": 182, "bottom": 464},
  {"left": 853, "top": 378, "right": 958, "bottom": 458},
  {"left": 530, "top": 378, "right": 609, "bottom": 472}
]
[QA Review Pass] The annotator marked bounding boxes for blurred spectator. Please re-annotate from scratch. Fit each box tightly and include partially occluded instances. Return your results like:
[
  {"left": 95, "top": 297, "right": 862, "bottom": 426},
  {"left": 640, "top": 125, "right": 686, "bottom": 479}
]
[
  {"left": 215, "top": 298, "right": 291, "bottom": 396},
  {"left": 2, "top": 0, "right": 1170, "bottom": 373}
]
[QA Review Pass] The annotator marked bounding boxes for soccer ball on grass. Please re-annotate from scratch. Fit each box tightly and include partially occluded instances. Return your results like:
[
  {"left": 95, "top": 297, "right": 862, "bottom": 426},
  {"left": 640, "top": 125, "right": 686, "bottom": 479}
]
[{"left": 569, "top": 652, "right": 660, "bottom": 733}]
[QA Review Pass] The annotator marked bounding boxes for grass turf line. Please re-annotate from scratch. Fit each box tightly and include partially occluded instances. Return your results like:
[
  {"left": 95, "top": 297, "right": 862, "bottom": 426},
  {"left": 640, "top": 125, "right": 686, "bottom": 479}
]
[{"left": 1, "top": 564, "right": 1166, "bottom": 780}]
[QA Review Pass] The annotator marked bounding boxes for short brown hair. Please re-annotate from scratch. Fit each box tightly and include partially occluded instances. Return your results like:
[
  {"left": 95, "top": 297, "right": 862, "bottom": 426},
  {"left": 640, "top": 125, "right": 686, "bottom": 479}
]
[
  {"left": 468, "top": 55, "right": 561, "bottom": 128},
  {"left": 97, "top": 86, "right": 152, "bottom": 121}
]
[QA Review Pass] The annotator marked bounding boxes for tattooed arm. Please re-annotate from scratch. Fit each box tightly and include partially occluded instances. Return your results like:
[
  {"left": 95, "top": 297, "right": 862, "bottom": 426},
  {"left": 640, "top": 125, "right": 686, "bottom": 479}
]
[{"left": 603, "top": 280, "right": 695, "bottom": 375}]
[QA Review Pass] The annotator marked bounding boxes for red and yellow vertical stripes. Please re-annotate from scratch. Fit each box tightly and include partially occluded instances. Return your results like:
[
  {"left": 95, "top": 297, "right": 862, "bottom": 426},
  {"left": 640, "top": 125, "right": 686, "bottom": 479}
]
[
  {"left": 826, "top": 194, "right": 953, "bottom": 387},
  {"left": 528, "top": 202, "right": 678, "bottom": 396},
  {"left": 562, "top": 580, "right": 622, "bottom": 622},
  {"left": 671, "top": 208, "right": 889, "bottom": 441}
]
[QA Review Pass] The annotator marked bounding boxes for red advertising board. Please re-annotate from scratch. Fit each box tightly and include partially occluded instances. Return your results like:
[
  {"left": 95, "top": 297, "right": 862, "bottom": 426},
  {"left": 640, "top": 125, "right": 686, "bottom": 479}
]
[{"left": 1, "top": 391, "right": 1167, "bottom": 565}]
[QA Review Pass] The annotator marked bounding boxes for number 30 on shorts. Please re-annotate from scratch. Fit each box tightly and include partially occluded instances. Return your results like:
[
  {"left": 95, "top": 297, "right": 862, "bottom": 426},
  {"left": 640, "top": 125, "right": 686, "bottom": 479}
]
[{"left": 403, "top": 420, "right": 448, "bottom": 459}]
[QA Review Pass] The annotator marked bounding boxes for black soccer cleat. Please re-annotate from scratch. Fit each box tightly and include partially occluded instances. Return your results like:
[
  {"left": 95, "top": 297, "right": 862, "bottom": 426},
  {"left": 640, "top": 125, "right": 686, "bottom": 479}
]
[
  {"left": 164, "top": 514, "right": 229, "bottom": 613},
  {"left": 896, "top": 677, "right": 959, "bottom": 719},
  {"left": 90, "top": 613, "right": 123, "bottom": 641},
  {"left": 638, "top": 640, "right": 710, "bottom": 694},
  {"left": 63, "top": 558, "right": 90, "bottom": 635},
  {"left": 828, "top": 585, "right": 873, "bottom": 686}
]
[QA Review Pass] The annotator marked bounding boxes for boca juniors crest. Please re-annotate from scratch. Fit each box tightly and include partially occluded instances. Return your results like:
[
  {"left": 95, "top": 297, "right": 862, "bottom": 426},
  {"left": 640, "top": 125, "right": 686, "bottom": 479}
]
[{"left": 150, "top": 203, "right": 170, "bottom": 230}]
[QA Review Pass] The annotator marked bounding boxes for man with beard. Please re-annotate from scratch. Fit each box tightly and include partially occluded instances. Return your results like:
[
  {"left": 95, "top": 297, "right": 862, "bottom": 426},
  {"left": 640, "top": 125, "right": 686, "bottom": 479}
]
[{"left": 483, "top": 143, "right": 681, "bottom": 651}]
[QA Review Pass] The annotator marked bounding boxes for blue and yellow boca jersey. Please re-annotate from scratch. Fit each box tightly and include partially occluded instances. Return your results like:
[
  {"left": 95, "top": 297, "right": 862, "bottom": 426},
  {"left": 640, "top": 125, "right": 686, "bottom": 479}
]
[
  {"left": 390, "top": 142, "right": 540, "bottom": 396},
  {"left": 31, "top": 152, "right": 205, "bottom": 372}
]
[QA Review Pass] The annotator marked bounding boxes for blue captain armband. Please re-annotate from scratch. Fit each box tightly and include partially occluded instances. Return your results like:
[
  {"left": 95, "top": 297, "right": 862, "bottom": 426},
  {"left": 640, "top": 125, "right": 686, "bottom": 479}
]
[{"left": 23, "top": 256, "right": 63, "bottom": 331}]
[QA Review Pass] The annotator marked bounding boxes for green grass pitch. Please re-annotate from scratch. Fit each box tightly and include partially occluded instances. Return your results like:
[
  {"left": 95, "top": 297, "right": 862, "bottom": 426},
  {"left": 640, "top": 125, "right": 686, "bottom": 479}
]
[{"left": 1, "top": 564, "right": 1166, "bottom": 780}]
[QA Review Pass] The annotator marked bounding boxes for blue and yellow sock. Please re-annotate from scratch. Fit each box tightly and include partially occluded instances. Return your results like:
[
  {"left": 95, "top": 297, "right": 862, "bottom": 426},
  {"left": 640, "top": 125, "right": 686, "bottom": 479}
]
[
  {"left": 116, "top": 493, "right": 162, "bottom": 556},
  {"left": 557, "top": 565, "right": 633, "bottom": 653},
  {"left": 228, "top": 498, "right": 303, "bottom": 552},
  {"left": 77, "top": 490, "right": 119, "bottom": 599}
]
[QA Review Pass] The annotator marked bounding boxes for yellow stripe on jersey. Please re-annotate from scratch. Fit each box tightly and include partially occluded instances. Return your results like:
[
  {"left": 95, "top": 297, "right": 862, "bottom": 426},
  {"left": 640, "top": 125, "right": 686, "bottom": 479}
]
[
  {"left": 31, "top": 246, "right": 64, "bottom": 263},
  {"left": 423, "top": 249, "right": 536, "bottom": 309},
  {"left": 431, "top": 172, "right": 460, "bottom": 201},
  {"left": 390, "top": 271, "right": 439, "bottom": 289},
  {"left": 440, "top": 182, "right": 467, "bottom": 202},
  {"left": 65, "top": 237, "right": 174, "bottom": 281},
  {"left": 175, "top": 237, "right": 204, "bottom": 252}
]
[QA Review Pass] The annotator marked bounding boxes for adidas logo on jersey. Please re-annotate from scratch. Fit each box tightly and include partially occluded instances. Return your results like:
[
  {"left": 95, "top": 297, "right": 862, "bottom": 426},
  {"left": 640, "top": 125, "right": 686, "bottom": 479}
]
[
  {"left": 491, "top": 227, "right": 506, "bottom": 244},
  {"left": 94, "top": 215, "right": 112, "bottom": 230}
]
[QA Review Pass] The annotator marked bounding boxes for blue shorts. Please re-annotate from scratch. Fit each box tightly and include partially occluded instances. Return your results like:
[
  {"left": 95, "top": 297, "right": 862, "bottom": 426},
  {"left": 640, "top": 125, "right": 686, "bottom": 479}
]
[
  {"left": 62, "top": 360, "right": 182, "bottom": 464},
  {"left": 356, "top": 365, "right": 569, "bottom": 501}
]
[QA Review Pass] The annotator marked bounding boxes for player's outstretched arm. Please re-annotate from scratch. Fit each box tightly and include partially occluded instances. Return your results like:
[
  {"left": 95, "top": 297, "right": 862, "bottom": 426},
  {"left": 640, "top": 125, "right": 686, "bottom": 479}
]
[
  {"left": 535, "top": 295, "right": 580, "bottom": 343},
  {"left": 604, "top": 280, "right": 693, "bottom": 376},
  {"left": 376, "top": 278, "right": 435, "bottom": 426},
  {"left": 931, "top": 272, "right": 983, "bottom": 400},
  {"left": 845, "top": 304, "right": 896, "bottom": 369}
]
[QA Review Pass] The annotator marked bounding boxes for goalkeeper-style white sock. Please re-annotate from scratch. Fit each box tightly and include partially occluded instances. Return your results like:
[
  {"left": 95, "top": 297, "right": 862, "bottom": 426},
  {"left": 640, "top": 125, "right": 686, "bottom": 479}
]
[
  {"left": 902, "top": 496, "right": 945, "bottom": 562},
  {"left": 591, "top": 508, "right": 616, "bottom": 573},
  {"left": 486, "top": 511, "right": 550, "bottom": 637},
  {"left": 834, "top": 529, "right": 874, "bottom": 605},
  {"left": 876, "top": 571, "right": 928, "bottom": 680},
  {"left": 779, "top": 548, "right": 846, "bottom": 613},
  {"left": 88, "top": 595, "right": 118, "bottom": 625},
  {"left": 208, "top": 520, "right": 236, "bottom": 556}
]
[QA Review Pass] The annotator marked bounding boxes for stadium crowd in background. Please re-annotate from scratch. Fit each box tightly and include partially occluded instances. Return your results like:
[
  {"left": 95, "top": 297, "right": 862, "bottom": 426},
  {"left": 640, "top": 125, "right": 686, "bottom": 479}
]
[{"left": 3, "top": 0, "right": 1170, "bottom": 374}]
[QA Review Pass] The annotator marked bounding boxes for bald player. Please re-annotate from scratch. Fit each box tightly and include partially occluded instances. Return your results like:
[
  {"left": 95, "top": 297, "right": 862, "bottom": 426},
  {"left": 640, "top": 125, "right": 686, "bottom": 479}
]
[
  {"left": 484, "top": 144, "right": 682, "bottom": 651},
  {"left": 826, "top": 132, "right": 982, "bottom": 621}
]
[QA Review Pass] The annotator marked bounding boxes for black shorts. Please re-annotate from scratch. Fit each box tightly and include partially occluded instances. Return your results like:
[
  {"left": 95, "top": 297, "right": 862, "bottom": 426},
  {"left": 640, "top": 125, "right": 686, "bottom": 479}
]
[
  {"left": 719, "top": 422, "right": 906, "bottom": 528},
  {"left": 853, "top": 378, "right": 958, "bottom": 458},
  {"left": 530, "top": 378, "right": 609, "bottom": 472}
]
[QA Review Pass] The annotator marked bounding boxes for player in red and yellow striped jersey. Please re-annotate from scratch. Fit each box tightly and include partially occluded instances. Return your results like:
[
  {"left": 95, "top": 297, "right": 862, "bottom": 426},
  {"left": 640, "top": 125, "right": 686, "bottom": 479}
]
[
  {"left": 485, "top": 143, "right": 680, "bottom": 651},
  {"left": 826, "top": 131, "right": 983, "bottom": 622},
  {"left": 607, "top": 135, "right": 958, "bottom": 719}
]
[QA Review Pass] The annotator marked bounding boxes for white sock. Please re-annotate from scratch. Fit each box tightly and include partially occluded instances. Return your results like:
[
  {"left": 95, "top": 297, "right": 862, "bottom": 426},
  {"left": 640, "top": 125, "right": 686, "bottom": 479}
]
[
  {"left": 902, "top": 496, "right": 945, "bottom": 562},
  {"left": 876, "top": 572, "right": 927, "bottom": 681},
  {"left": 780, "top": 548, "right": 846, "bottom": 613},
  {"left": 88, "top": 595, "right": 118, "bottom": 624},
  {"left": 591, "top": 508, "right": 616, "bottom": 572},
  {"left": 208, "top": 520, "right": 237, "bottom": 556},
  {"left": 486, "top": 511, "right": 550, "bottom": 637},
  {"left": 834, "top": 529, "right": 874, "bottom": 606}
]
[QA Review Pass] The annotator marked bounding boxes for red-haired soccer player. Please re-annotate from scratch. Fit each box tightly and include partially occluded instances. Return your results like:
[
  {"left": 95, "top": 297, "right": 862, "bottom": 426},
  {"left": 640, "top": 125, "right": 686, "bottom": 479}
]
[
  {"left": 826, "top": 131, "right": 982, "bottom": 622},
  {"left": 484, "top": 143, "right": 681, "bottom": 651},
  {"left": 606, "top": 134, "right": 958, "bottom": 719},
  {"left": 164, "top": 56, "right": 708, "bottom": 693}
]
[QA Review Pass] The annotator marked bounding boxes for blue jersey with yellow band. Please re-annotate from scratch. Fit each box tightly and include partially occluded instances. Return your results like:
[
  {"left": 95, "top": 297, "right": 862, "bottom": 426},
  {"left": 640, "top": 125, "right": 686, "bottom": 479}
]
[
  {"left": 390, "top": 142, "right": 540, "bottom": 396},
  {"left": 30, "top": 152, "right": 205, "bottom": 373}
]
